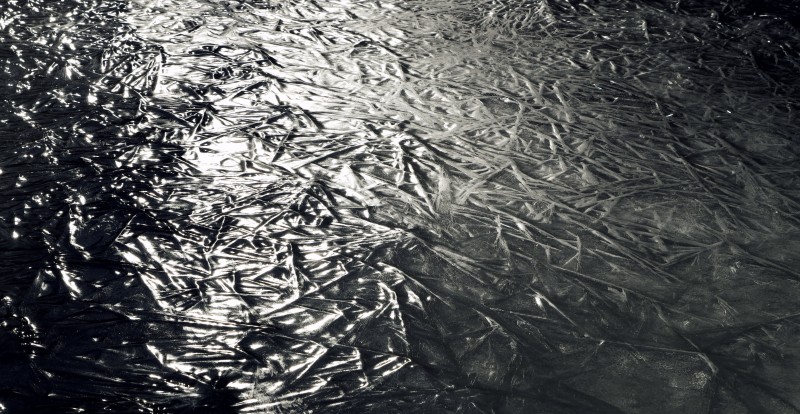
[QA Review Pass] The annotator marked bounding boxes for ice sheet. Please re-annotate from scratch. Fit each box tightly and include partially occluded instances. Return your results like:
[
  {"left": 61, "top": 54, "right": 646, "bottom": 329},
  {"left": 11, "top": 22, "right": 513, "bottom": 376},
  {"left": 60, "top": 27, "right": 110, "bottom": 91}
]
[{"left": 2, "top": 0, "right": 800, "bottom": 412}]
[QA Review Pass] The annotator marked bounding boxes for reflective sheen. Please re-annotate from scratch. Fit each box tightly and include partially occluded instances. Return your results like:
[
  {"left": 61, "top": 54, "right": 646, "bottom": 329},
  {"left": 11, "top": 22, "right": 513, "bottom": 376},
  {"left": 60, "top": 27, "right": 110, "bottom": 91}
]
[{"left": 2, "top": 0, "right": 800, "bottom": 413}]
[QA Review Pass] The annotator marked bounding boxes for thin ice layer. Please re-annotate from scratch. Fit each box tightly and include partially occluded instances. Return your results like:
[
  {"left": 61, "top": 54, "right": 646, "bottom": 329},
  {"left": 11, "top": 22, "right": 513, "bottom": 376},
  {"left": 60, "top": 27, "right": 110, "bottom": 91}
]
[{"left": 1, "top": 0, "right": 800, "bottom": 413}]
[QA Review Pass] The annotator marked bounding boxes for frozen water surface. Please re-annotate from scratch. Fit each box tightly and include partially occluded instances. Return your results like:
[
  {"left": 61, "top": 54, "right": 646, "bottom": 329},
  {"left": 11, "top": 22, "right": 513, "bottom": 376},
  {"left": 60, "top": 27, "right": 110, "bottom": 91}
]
[{"left": 1, "top": 0, "right": 800, "bottom": 412}]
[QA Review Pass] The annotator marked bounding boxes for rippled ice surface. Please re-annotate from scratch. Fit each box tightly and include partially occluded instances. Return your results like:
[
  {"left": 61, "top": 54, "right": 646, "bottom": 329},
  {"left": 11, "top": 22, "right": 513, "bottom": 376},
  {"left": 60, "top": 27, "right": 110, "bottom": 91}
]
[{"left": 2, "top": 0, "right": 800, "bottom": 412}]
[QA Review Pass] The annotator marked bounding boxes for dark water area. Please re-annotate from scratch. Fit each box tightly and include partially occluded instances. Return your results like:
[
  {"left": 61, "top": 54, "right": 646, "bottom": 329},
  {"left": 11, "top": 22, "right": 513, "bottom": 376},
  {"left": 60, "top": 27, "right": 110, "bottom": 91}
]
[{"left": 1, "top": 0, "right": 800, "bottom": 412}]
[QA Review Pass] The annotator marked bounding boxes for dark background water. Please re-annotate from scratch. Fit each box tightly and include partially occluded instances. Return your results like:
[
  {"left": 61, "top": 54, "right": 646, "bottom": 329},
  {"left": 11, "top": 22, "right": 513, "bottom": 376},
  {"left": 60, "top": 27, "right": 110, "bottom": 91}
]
[{"left": 2, "top": 0, "right": 800, "bottom": 413}]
